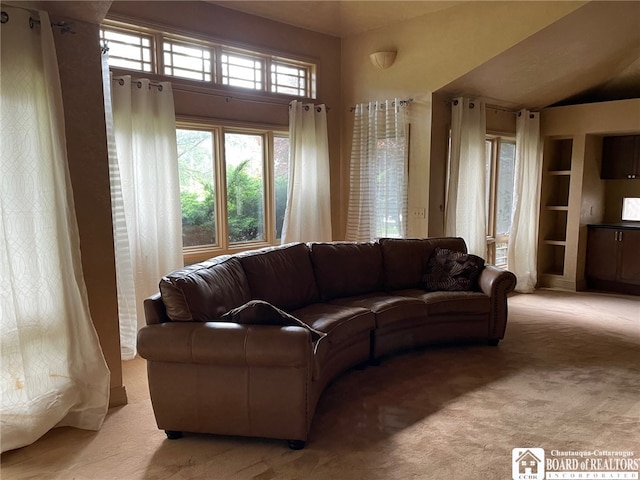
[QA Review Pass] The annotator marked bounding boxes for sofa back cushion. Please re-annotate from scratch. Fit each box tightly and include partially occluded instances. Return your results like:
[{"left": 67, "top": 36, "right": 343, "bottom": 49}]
[
  {"left": 238, "top": 243, "right": 320, "bottom": 311},
  {"left": 379, "top": 237, "right": 468, "bottom": 290},
  {"left": 159, "top": 256, "right": 250, "bottom": 322},
  {"left": 310, "top": 242, "right": 384, "bottom": 300}
]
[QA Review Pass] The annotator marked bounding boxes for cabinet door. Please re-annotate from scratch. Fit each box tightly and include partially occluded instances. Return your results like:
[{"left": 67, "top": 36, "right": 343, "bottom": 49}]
[
  {"left": 586, "top": 228, "right": 618, "bottom": 281},
  {"left": 618, "top": 230, "right": 640, "bottom": 285},
  {"left": 601, "top": 135, "right": 638, "bottom": 179}
]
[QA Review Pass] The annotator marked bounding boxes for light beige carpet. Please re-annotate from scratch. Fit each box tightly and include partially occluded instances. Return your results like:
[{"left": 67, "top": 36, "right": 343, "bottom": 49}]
[{"left": 2, "top": 290, "right": 639, "bottom": 479}]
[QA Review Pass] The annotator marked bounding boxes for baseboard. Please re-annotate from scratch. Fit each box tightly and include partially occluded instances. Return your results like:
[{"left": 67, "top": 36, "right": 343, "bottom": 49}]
[
  {"left": 109, "top": 385, "right": 128, "bottom": 408},
  {"left": 539, "top": 273, "right": 576, "bottom": 291}
]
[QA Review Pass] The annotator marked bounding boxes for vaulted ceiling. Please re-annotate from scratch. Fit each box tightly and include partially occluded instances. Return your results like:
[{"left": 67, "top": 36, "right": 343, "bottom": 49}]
[
  {"left": 210, "top": 0, "right": 640, "bottom": 109},
  {"left": 438, "top": 1, "right": 640, "bottom": 109}
]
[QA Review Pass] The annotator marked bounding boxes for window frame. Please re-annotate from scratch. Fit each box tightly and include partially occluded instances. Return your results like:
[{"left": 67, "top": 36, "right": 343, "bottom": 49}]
[
  {"left": 485, "top": 133, "right": 516, "bottom": 267},
  {"left": 177, "top": 119, "right": 289, "bottom": 264},
  {"left": 99, "top": 23, "right": 156, "bottom": 73},
  {"left": 162, "top": 36, "right": 214, "bottom": 82},
  {"left": 100, "top": 18, "right": 317, "bottom": 99}
]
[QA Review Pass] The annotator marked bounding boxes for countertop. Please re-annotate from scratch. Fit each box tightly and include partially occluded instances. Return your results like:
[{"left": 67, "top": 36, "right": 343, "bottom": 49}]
[{"left": 587, "top": 223, "right": 640, "bottom": 229}]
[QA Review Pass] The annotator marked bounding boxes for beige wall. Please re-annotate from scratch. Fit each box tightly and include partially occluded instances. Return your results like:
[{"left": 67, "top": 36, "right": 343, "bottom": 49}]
[
  {"left": 50, "top": 16, "right": 125, "bottom": 406},
  {"left": 340, "top": 1, "right": 583, "bottom": 239}
]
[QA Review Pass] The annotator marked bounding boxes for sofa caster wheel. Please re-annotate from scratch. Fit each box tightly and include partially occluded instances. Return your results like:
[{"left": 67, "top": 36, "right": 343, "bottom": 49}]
[
  {"left": 288, "top": 440, "right": 306, "bottom": 450},
  {"left": 488, "top": 339, "right": 499, "bottom": 346},
  {"left": 165, "top": 430, "right": 183, "bottom": 440}
]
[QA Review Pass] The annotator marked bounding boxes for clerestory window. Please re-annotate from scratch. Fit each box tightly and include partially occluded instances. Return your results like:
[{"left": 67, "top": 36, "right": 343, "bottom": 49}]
[{"left": 100, "top": 21, "right": 316, "bottom": 98}]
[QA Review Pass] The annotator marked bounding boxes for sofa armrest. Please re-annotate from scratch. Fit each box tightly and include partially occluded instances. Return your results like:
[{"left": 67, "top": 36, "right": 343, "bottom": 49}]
[
  {"left": 143, "top": 293, "right": 168, "bottom": 325},
  {"left": 477, "top": 265, "right": 517, "bottom": 341},
  {"left": 137, "top": 321, "right": 314, "bottom": 367},
  {"left": 137, "top": 321, "right": 316, "bottom": 443}
]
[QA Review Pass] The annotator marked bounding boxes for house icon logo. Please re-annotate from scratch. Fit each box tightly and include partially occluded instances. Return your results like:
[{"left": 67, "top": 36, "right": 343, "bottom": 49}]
[{"left": 512, "top": 448, "right": 545, "bottom": 480}]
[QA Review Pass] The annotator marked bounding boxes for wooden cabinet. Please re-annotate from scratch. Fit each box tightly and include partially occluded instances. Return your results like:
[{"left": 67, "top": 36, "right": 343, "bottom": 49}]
[
  {"left": 601, "top": 135, "right": 640, "bottom": 179},
  {"left": 586, "top": 225, "right": 640, "bottom": 295}
]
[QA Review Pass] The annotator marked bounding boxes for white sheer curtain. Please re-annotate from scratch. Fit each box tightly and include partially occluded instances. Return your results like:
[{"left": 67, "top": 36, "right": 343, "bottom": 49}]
[
  {"left": 508, "top": 110, "right": 543, "bottom": 292},
  {"left": 0, "top": 8, "right": 110, "bottom": 452},
  {"left": 101, "top": 56, "right": 137, "bottom": 359},
  {"left": 445, "top": 97, "right": 487, "bottom": 256},
  {"left": 281, "top": 100, "right": 332, "bottom": 242},
  {"left": 346, "top": 99, "right": 409, "bottom": 241},
  {"left": 108, "top": 75, "right": 183, "bottom": 357}
]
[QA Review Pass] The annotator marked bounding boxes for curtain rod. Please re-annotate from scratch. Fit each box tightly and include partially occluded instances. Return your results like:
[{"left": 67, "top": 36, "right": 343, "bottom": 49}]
[
  {"left": 108, "top": 59, "right": 327, "bottom": 108},
  {"left": 0, "top": 8, "right": 75, "bottom": 34},
  {"left": 349, "top": 98, "right": 413, "bottom": 112},
  {"left": 113, "top": 76, "right": 164, "bottom": 91},
  {"left": 172, "top": 85, "right": 323, "bottom": 109},
  {"left": 449, "top": 99, "right": 529, "bottom": 115}
]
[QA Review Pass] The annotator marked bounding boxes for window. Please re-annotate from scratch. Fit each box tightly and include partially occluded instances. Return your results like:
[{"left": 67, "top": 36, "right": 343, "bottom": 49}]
[
  {"left": 224, "top": 132, "right": 266, "bottom": 243},
  {"left": 271, "top": 60, "right": 311, "bottom": 97},
  {"left": 622, "top": 197, "right": 640, "bottom": 221},
  {"left": 101, "top": 18, "right": 306, "bottom": 261},
  {"left": 273, "top": 135, "right": 290, "bottom": 239},
  {"left": 99, "top": 26, "right": 153, "bottom": 72},
  {"left": 221, "top": 51, "right": 263, "bottom": 90},
  {"left": 176, "top": 129, "right": 217, "bottom": 247},
  {"left": 163, "top": 39, "right": 212, "bottom": 82},
  {"left": 100, "top": 21, "right": 316, "bottom": 98},
  {"left": 485, "top": 136, "right": 516, "bottom": 267},
  {"left": 176, "top": 125, "right": 289, "bottom": 259},
  {"left": 373, "top": 136, "right": 407, "bottom": 238}
]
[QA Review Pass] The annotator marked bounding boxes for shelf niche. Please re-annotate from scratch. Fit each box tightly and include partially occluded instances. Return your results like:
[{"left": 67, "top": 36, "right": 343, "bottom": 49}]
[
  {"left": 546, "top": 138, "right": 573, "bottom": 171},
  {"left": 538, "top": 136, "right": 573, "bottom": 279},
  {"left": 542, "top": 209, "right": 568, "bottom": 243}
]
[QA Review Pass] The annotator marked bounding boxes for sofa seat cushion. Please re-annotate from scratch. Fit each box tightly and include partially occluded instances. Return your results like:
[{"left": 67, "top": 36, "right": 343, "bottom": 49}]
[
  {"left": 391, "top": 289, "right": 490, "bottom": 316},
  {"left": 238, "top": 243, "right": 320, "bottom": 311},
  {"left": 290, "top": 303, "right": 375, "bottom": 346},
  {"left": 329, "top": 293, "right": 427, "bottom": 330},
  {"left": 221, "top": 300, "right": 325, "bottom": 341}
]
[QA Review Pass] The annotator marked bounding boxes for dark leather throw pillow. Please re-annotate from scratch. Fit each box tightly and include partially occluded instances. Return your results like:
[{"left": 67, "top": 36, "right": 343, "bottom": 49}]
[{"left": 423, "top": 247, "right": 485, "bottom": 291}]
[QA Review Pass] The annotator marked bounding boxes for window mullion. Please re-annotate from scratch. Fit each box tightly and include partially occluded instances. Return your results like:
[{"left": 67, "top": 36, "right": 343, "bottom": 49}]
[
  {"left": 154, "top": 32, "right": 163, "bottom": 74},
  {"left": 489, "top": 138, "right": 498, "bottom": 239},
  {"left": 216, "top": 126, "right": 230, "bottom": 252},
  {"left": 264, "top": 132, "right": 275, "bottom": 244},
  {"left": 214, "top": 45, "right": 222, "bottom": 85},
  {"left": 486, "top": 137, "right": 499, "bottom": 265},
  {"left": 265, "top": 57, "right": 273, "bottom": 94}
]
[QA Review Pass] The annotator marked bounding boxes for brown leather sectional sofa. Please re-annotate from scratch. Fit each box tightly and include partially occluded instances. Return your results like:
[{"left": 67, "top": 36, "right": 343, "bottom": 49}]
[{"left": 138, "top": 237, "right": 516, "bottom": 449}]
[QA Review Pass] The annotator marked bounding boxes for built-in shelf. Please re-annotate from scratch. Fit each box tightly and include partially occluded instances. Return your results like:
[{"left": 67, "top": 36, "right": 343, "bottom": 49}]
[
  {"left": 546, "top": 138, "right": 573, "bottom": 171},
  {"left": 538, "top": 136, "right": 573, "bottom": 282}
]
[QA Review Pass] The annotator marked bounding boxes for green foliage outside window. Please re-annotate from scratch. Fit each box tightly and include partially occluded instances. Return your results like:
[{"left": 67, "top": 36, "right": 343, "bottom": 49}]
[{"left": 226, "top": 159, "right": 264, "bottom": 242}]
